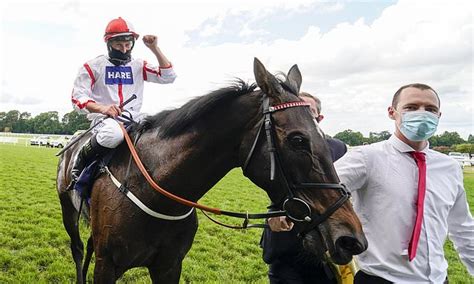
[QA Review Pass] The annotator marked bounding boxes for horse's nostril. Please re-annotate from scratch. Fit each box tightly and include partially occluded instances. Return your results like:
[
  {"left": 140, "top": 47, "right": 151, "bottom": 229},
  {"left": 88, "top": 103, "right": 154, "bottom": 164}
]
[{"left": 336, "top": 236, "right": 365, "bottom": 255}]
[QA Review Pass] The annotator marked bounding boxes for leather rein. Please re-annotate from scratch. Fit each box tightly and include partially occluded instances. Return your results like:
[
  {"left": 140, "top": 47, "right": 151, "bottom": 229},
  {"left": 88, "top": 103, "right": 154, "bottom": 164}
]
[
  {"left": 117, "top": 124, "right": 285, "bottom": 229},
  {"left": 113, "top": 94, "right": 350, "bottom": 230}
]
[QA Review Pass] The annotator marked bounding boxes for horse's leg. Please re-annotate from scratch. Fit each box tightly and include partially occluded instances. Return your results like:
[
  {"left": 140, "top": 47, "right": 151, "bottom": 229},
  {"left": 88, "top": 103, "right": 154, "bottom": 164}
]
[
  {"left": 94, "top": 256, "right": 118, "bottom": 284},
  {"left": 58, "top": 193, "right": 84, "bottom": 284},
  {"left": 148, "top": 261, "right": 182, "bottom": 284},
  {"left": 82, "top": 235, "right": 94, "bottom": 281}
]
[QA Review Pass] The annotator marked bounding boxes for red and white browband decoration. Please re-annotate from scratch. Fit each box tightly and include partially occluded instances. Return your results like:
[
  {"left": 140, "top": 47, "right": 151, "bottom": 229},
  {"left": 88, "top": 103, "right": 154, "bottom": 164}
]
[{"left": 268, "top": 101, "right": 311, "bottom": 113}]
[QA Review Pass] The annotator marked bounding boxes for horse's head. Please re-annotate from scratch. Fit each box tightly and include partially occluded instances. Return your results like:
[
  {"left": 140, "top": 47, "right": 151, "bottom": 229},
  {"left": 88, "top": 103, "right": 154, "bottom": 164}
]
[{"left": 241, "top": 58, "right": 367, "bottom": 264}]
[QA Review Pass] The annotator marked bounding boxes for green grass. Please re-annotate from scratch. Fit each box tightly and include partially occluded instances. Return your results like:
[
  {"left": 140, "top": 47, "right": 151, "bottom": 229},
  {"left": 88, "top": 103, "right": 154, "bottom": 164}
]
[{"left": 0, "top": 144, "right": 473, "bottom": 283}]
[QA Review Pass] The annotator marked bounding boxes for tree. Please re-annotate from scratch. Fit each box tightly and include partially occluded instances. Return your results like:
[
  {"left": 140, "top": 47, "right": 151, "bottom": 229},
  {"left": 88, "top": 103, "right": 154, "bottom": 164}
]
[
  {"left": 454, "top": 144, "right": 474, "bottom": 154},
  {"left": 0, "top": 112, "right": 6, "bottom": 132},
  {"left": 61, "top": 111, "right": 90, "bottom": 134},
  {"left": 429, "top": 131, "right": 465, "bottom": 147},
  {"left": 13, "top": 112, "right": 32, "bottom": 133},
  {"left": 468, "top": 134, "right": 474, "bottom": 144},
  {"left": 432, "top": 146, "right": 452, "bottom": 154},
  {"left": 366, "top": 130, "right": 391, "bottom": 144},
  {"left": 30, "top": 111, "right": 62, "bottom": 134},
  {"left": 2, "top": 110, "right": 20, "bottom": 132},
  {"left": 334, "top": 129, "right": 365, "bottom": 146}
]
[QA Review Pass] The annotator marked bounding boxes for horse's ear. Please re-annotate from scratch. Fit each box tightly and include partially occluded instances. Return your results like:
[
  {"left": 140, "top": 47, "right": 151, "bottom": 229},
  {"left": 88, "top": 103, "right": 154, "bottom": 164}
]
[
  {"left": 287, "top": 64, "right": 302, "bottom": 94},
  {"left": 254, "top": 57, "right": 283, "bottom": 97}
]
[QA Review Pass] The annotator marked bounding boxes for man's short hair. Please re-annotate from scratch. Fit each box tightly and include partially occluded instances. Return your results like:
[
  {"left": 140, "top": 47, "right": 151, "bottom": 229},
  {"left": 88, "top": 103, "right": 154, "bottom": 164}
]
[
  {"left": 392, "top": 83, "right": 440, "bottom": 109},
  {"left": 300, "top": 92, "right": 322, "bottom": 114}
]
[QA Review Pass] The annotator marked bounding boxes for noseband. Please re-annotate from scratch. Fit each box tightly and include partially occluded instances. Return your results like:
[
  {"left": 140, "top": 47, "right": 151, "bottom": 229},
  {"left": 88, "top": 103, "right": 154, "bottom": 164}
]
[{"left": 242, "top": 95, "right": 351, "bottom": 229}]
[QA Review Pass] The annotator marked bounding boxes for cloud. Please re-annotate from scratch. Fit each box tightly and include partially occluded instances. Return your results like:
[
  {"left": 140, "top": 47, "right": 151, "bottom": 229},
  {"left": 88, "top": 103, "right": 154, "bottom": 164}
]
[{"left": 1, "top": 0, "right": 472, "bottom": 138}]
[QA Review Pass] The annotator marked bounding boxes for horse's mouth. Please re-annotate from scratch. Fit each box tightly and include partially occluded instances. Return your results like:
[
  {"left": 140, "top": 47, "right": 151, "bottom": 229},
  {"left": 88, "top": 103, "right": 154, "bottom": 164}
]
[
  {"left": 328, "top": 247, "right": 353, "bottom": 265},
  {"left": 329, "top": 234, "right": 367, "bottom": 264},
  {"left": 300, "top": 226, "right": 367, "bottom": 265},
  {"left": 299, "top": 228, "right": 329, "bottom": 260}
]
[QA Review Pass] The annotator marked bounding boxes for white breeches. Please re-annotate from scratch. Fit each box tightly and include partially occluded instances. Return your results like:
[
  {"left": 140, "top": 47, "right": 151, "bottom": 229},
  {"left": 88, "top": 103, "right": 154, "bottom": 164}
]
[
  {"left": 90, "top": 112, "right": 144, "bottom": 148},
  {"left": 93, "top": 118, "right": 124, "bottom": 148}
]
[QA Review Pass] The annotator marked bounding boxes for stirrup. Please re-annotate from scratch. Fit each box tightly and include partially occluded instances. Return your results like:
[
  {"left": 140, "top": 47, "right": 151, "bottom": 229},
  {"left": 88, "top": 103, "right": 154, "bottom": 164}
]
[
  {"left": 66, "top": 179, "right": 76, "bottom": 191},
  {"left": 66, "top": 169, "right": 81, "bottom": 191}
]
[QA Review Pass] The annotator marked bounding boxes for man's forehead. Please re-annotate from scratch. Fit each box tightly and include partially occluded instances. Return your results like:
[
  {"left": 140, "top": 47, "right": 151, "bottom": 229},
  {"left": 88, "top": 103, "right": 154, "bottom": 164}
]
[
  {"left": 301, "top": 97, "right": 318, "bottom": 113},
  {"left": 399, "top": 87, "right": 439, "bottom": 106}
]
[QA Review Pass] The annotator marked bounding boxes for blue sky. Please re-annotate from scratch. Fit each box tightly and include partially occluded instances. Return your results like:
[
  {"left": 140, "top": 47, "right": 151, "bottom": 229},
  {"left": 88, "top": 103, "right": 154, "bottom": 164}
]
[
  {"left": 0, "top": 0, "right": 472, "bottom": 138},
  {"left": 186, "top": 1, "right": 396, "bottom": 46}
]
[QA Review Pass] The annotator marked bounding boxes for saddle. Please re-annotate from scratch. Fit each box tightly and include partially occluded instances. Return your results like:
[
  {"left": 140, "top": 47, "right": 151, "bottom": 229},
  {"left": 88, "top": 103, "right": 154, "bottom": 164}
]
[
  {"left": 74, "top": 120, "right": 139, "bottom": 203},
  {"left": 74, "top": 150, "right": 116, "bottom": 203}
]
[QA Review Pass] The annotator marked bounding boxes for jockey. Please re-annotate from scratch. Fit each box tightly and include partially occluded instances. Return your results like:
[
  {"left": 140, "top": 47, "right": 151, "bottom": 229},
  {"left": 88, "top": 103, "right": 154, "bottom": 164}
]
[{"left": 70, "top": 17, "right": 176, "bottom": 185}]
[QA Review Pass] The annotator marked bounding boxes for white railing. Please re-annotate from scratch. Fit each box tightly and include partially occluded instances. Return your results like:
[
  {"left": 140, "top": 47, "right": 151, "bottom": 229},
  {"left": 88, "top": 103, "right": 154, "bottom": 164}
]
[{"left": 0, "top": 137, "right": 18, "bottom": 144}]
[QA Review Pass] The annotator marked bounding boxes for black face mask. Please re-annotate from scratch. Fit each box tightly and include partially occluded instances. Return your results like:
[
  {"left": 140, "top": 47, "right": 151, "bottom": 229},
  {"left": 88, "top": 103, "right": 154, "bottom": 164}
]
[
  {"left": 108, "top": 47, "right": 132, "bottom": 65},
  {"left": 107, "top": 38, "right": 134, "bottom": 66}
]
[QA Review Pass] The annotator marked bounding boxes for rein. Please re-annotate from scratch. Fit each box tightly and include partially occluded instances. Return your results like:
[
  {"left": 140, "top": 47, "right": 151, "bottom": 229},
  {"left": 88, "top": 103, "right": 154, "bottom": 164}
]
[
  {"left": 117, "top": 124, "right": 286, "bottom": 228},
  {"left": 111, "top": 94, "right": 350, "bottom": 231}
]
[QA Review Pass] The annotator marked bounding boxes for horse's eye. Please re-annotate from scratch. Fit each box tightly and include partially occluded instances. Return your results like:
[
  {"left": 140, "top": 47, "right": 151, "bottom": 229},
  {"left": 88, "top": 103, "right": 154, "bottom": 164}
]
[{"left": 289, "top": 135, "right": 308, "bottom": 149}]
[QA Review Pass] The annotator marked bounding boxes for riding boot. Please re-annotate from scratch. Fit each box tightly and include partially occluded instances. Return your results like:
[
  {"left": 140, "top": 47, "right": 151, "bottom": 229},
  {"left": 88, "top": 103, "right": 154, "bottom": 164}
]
[{"left": 70, "top": 135, "right": 108, "bottom": 186}]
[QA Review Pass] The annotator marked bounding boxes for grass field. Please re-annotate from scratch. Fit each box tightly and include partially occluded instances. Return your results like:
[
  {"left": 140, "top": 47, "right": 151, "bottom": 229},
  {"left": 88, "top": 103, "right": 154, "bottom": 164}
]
[{"left": 0, "top": 144, "right": 473, "bottom": 283}]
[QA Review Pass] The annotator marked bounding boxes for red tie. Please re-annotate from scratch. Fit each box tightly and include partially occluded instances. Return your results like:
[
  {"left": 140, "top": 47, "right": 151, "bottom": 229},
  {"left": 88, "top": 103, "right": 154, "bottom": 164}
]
[{"left": 408, "top": 151, "right": 426, "bottom": 261}]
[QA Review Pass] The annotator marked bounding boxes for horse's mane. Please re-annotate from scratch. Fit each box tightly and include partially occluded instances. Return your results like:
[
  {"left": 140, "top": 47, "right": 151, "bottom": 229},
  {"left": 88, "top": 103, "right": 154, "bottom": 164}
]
[
  {"left": 133, "top": 79, "right": 257, "bottom": 138},
  {"left": 132, "top": 73, "right": 298, "bottom": 138}
]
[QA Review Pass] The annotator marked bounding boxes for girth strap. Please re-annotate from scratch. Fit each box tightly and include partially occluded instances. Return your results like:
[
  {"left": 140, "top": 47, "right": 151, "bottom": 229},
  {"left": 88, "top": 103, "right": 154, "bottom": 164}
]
[{"left": 104, "top": 166, "right": 195, "bottom": 220}]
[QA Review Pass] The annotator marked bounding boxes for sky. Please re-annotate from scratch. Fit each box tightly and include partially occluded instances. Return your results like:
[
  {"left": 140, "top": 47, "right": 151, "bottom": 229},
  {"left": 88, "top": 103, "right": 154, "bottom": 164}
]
[{"left": 0, "top": 0, "right": 472, "bottom": 138}]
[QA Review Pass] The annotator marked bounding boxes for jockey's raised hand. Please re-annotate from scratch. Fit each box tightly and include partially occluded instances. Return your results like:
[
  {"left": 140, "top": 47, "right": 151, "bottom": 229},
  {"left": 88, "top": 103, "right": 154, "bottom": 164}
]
[
  {"left": 142, "top": 35, "right": 158, "bottom": 49},
  {"left": 143, "top": 34, "right": 172, "bottom": 68}
]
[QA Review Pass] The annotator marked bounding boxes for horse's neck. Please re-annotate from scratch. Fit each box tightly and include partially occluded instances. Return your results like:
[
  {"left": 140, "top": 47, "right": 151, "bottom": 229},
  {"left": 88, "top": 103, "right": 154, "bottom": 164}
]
[{"left": 136, "top": 95, "right": 261, "bottom": 202}]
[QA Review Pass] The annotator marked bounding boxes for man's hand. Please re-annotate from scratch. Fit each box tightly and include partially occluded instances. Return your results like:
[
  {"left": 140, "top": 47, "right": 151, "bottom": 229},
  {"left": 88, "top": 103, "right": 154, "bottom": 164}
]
[
  {"left": 142, "top": 35, "right": 172, "bottom": 68},
  {"left": 268, "top": 216, "right": 294, "bottom": 232},
  {"left": 98, "top": 104, "right": 122, "bottom": 118},
  {"left": 85, "top": 102, "right": 121, "bottom": 118},
  {"left": 143, "top": 35, "right": 158, "bottom": 50}
]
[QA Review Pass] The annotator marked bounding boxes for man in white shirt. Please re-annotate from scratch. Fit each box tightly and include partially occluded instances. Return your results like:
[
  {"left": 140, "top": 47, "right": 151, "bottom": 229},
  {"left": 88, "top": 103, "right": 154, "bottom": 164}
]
[{"left": 335, "top": 83, "right": 474, "bottom": 283}]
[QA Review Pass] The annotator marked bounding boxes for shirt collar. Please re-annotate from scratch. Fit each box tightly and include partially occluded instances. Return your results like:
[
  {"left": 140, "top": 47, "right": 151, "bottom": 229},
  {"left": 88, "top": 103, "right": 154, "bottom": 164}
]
[{"left": 388, "top": 135, "right": 429, "bottom": 154}]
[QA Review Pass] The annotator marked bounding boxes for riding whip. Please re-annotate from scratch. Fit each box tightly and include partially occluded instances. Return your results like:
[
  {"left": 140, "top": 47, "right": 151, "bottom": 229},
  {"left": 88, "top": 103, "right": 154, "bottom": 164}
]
[{"left": 56, "top": 94, "right": 137, "bottom": 156}]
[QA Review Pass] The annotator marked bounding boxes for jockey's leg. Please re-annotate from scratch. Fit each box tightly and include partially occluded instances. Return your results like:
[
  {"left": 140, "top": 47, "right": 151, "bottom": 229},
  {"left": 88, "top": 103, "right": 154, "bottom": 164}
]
[
  {"left": 70, "top": 135, "right": 107, "bottom": 183},
  {"left": 70, "top": 118, "right": 124, "bottom": 186}
]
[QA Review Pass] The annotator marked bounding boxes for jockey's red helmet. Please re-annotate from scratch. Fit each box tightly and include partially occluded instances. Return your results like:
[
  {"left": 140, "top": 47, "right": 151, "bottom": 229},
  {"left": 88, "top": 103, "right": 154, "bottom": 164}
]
[{"left": 103, "top": 17, "right": 139, "bottom": 42}]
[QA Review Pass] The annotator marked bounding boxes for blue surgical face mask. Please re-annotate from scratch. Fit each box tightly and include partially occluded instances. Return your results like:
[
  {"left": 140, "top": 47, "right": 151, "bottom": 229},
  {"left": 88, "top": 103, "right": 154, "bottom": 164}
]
[{"left": 398, "top": 111, "right": 439, "bottom": 141}]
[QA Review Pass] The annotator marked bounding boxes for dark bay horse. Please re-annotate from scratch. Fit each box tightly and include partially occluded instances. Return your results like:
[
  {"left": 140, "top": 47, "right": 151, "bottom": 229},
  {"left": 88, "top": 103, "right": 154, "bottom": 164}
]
[{"left": 56, "top": 58, "right": 367, "bottom": 283}]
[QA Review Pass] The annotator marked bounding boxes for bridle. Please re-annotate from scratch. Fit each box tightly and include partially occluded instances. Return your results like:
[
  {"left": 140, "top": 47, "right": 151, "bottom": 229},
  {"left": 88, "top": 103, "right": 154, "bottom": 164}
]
[
  {"left": 242, "top": 94, "right": 351, "bottom": 231},
  {"left": 114, "top": 92, "right": 350, "bottom": 231}
]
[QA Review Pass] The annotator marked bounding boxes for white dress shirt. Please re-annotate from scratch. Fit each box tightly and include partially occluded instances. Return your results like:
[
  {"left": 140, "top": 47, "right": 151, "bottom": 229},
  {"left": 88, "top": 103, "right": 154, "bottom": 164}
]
[{"left": 334, "top": 135, "right": 474, "bottom": 283}]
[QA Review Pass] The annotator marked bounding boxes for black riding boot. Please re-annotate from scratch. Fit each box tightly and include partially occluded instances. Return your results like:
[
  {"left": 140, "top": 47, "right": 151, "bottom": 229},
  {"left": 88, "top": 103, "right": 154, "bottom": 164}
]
[{"left": 70, "top": 135, "right": 108, "bottom": 184}]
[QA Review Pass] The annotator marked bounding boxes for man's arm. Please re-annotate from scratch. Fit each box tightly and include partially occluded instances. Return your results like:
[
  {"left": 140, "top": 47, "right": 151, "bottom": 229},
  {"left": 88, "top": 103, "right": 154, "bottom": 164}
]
[
  {"left": 141, "top": 35, "right": 177, "bottom": 84},
  {"left": 334, "top": 147, "right": 368, "bottom": 192},
  {"left": 447, "top": 168, "right": 474, "bottom": 275},
  {"left": 71, "top": 65, "right": 96, "bottom": 114},
  {"left": 326, "top": 137, "right": 347, "bottom": 161},
  {"left": 143, "top": 35, "right": 171, "bottom": 68}
]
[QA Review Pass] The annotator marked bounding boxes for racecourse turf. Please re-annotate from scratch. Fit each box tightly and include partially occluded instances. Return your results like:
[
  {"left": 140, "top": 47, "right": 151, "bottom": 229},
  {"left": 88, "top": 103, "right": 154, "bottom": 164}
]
[{"left": 0, "top": 144, "right": 472, "bottom": 283}]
